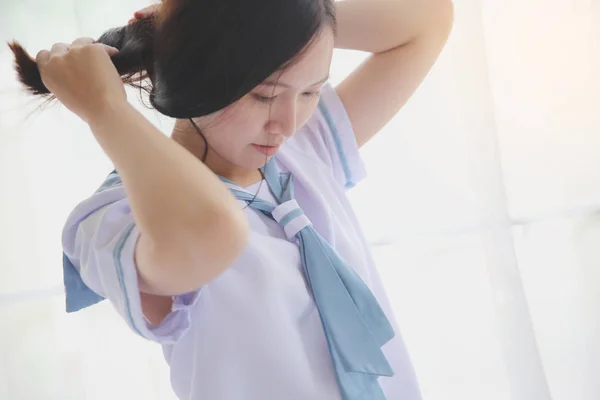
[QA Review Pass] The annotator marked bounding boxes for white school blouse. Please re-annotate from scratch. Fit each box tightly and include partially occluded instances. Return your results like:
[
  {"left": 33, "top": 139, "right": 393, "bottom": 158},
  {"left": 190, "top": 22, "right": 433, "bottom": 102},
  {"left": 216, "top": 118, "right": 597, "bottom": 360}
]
[{"left": 62, "top": 83, "right": 422, "bottom": 400}]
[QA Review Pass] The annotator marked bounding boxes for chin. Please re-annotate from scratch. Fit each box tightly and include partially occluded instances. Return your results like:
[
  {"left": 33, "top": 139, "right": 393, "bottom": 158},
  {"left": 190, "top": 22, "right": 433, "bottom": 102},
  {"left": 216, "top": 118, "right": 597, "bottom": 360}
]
[
  {"left": 233, "top": 156, "right": 270, "bottom": 171},
  {"left": 250, "top": 156, "right": 274, "bottom": 169}
]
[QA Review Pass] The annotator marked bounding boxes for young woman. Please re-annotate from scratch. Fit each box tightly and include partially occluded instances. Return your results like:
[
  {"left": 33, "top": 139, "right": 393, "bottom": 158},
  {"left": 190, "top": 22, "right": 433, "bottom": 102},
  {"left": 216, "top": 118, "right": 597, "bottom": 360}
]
[{"left": 10, "top": 0, "right": 453, "bottom": 398}]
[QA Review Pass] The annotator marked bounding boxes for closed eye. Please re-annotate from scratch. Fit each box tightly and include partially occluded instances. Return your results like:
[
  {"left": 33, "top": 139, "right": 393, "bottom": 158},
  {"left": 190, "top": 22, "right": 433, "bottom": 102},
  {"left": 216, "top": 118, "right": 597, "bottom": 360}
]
[
  {"left": 252, "top": 90, "right": 321, "bottom": 104},
  {"left": 253, "top": 94, "right": 276, "bottom": 103},
  {"left": 302, "top": 91, "right": 321, "bottom": 98}
]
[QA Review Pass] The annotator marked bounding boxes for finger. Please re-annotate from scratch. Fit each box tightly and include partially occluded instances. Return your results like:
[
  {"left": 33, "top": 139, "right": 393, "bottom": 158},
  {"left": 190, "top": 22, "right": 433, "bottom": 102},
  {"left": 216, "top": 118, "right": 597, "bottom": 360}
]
[
  {"left": 71, "top": 37, "right": 95, "bottom": 49},
  {"left": 133, "top": 4, "right": 159, "bottom": 19},
  {"left": 35, "top": 49, "right": 50, "bottom": 65},
  {"left": 95, "top": 43, "right": 120, "bottom": 57},
  {"left": 133, "top": 5, "right": 154, "bottom": 17},
  {"left": 50, "top": 42, "right": 70, "bottom": 56}
]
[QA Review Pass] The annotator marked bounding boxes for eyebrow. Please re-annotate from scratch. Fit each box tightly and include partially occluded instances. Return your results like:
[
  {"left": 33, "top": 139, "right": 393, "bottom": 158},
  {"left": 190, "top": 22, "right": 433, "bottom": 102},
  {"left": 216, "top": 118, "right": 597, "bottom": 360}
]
[{"left": 260, "top": 75, "right": 330, "bottom": 89}]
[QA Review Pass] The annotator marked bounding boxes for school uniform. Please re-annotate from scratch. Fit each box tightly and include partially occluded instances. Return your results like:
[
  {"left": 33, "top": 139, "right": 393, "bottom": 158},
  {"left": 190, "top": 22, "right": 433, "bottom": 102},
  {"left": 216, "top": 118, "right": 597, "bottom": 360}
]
[{"left": 62, "top": 83, "right": 422, "bottom": 400}]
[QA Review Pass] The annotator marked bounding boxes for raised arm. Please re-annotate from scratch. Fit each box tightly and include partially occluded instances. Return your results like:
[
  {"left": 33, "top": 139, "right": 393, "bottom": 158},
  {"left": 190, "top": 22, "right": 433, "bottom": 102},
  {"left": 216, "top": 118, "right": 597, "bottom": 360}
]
[
  {"left": 31, "top": 38, "right": 249, "bottom": 298},
  {"left": 334, "top": 0, "right": 454, "bottom": 148}
]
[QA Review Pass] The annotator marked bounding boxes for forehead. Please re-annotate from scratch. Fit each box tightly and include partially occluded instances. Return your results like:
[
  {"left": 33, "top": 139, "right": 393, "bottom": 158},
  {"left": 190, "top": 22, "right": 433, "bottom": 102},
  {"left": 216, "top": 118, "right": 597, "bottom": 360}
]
[{"left": 268, "top": 29, "right": 335, "bottom": 88}]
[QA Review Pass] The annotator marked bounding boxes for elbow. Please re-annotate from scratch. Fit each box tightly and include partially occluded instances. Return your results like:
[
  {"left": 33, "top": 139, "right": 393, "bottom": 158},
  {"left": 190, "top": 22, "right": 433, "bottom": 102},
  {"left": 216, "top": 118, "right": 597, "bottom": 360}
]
[
  {"left": 143, "top": 208, "right": 249, "bottom": 295},
  {"left": 414, "top": 1, "right": 454, "bottom": 50},
  {"left": 436, "top": 1, "right": 455, "bottom": 39},
  {"left": 208, "top": 207, "right": 250, "bottom": 267},
  {"left": 405, "top": 2, "right": 454, "bottom": 49},
  {"left": 185, "top": 208, "right": 250, "bottom": 278}
]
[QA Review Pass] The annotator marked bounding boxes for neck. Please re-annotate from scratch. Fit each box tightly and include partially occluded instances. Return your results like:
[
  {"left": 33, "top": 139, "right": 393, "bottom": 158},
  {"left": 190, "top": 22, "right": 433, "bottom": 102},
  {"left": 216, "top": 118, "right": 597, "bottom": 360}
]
[{"left": 171, "top": 119, "right": 264, "bottom": 188}]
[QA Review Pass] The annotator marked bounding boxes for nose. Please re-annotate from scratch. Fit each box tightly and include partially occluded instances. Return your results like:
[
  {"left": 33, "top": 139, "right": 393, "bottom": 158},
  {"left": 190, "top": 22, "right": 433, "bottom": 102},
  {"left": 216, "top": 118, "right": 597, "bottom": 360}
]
[{"left": 266, "top": 99, "right": 297, "bottom": 137}]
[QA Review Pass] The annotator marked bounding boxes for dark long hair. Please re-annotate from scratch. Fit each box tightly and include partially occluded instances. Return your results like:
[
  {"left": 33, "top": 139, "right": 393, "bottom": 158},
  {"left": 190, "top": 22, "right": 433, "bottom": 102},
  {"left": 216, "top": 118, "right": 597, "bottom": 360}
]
[{"left": 8, "top": 0, "right": 336, "bottom": 119}]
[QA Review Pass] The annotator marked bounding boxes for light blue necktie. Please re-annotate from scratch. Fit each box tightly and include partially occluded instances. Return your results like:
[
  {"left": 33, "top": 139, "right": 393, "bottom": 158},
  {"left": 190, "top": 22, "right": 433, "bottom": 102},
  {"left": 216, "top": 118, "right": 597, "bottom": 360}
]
[
  {"left": 62, "top": 159, "right": 395, "bottom": 399},
  {"left": 224, "top": 158, "right": 395, "bottom": 400}
]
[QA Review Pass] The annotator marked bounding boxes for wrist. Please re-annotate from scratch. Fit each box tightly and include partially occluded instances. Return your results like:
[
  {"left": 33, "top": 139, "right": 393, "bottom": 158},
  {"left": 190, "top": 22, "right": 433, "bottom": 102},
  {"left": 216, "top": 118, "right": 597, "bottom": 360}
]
[{"left": 85, "top": 95, "right": 132, "bottom": 127}]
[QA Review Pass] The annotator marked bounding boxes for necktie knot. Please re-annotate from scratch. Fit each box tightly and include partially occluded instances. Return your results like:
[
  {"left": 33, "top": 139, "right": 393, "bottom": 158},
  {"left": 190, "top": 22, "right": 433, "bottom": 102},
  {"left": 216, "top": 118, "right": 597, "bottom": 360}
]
[{"left": 271, "top": 199, "right": 312, "bottom": 239}]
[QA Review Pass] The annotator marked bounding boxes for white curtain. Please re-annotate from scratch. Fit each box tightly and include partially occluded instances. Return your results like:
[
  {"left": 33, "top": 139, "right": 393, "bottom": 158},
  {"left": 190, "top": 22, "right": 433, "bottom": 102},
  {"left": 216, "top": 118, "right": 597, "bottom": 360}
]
[{"left": 1, "top": 1, "right": 598, "bottom": 399}]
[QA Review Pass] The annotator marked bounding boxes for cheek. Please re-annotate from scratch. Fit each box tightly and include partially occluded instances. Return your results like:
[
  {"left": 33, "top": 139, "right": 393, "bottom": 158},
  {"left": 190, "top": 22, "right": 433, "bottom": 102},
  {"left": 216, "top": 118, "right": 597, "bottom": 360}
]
[{"left": 207, "top": 106, "right": 266, "bottom": 150}]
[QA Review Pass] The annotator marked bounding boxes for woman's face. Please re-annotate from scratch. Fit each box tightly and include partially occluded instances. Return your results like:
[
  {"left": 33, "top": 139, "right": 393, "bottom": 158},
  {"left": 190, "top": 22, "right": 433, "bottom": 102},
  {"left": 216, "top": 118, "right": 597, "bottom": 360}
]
[{"left": 188, "top": 28, "right": 335, "bottom": 181}]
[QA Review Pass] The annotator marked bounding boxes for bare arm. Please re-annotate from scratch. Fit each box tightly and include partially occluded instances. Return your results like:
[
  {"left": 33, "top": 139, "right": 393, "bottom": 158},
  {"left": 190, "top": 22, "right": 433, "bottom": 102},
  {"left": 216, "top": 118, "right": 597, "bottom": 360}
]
[
  {"left": 33, "top": 39, "right": 247, "bottom": 325},
  {"left": 88, "top": 102, "right": 249, "bottom": 298},
  {"left": 334, "top": 0, "right": 455, "bottom": 148}
]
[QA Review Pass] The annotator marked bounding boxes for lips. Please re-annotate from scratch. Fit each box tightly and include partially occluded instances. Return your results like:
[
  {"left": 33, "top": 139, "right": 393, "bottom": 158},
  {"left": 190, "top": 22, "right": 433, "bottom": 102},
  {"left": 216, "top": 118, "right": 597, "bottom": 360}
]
[{"left": 252, "top": 144, "right": 280, "bottom": 156}]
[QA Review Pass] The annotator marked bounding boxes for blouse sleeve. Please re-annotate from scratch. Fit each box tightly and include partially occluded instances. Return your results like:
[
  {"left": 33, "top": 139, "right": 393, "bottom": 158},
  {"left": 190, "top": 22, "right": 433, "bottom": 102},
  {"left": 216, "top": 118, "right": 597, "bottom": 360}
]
[{"left": 62, "top": 173, "right": 200, "bottom": 344}]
